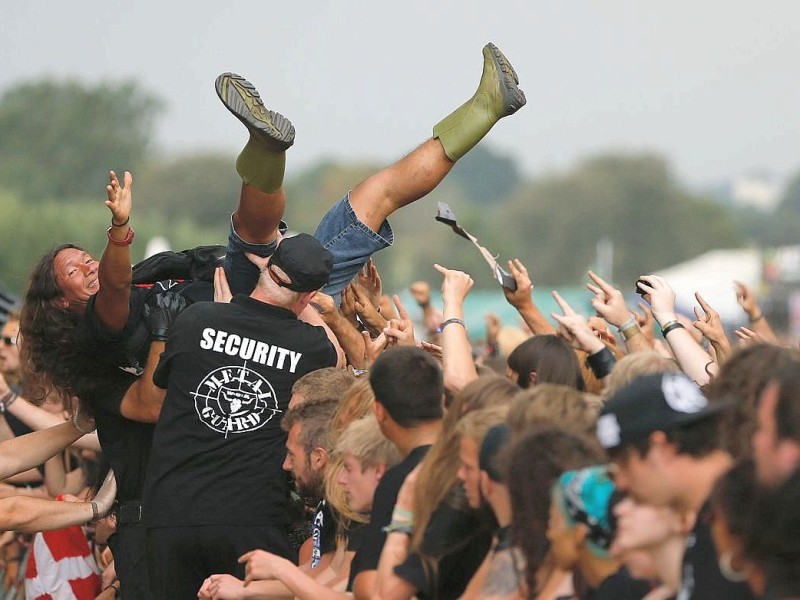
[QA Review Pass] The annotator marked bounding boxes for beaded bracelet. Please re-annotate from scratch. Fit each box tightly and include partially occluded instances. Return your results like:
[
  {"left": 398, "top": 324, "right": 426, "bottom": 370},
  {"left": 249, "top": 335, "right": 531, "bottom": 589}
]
[{"left": 106, "top": 226, "right": 135, "bottom": 247}]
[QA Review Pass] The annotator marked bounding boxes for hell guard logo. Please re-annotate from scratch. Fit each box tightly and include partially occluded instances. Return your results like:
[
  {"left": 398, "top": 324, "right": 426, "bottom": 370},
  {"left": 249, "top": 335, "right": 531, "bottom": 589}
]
[{"left": 192, "top": 364, "right": 281, "bottom": 437}]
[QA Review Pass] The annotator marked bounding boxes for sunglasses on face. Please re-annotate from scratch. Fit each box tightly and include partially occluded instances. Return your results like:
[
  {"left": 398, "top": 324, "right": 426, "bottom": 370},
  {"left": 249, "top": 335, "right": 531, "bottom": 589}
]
[{"left": 1, "top": 336, "right": 17, "bottom": 347}]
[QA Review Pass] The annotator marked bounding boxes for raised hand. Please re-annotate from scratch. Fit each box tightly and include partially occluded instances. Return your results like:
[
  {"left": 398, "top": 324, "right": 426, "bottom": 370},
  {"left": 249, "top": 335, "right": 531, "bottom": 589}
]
[
  {"left": 382, "top": 295, "right": 416, "bottom": 346},
  {"left": 693, "top": 292, "right": 731, "bottom": 361},
  {"left": 105, "top": 171, "right": 132, "bottom": 226},
  {"left": 502, "top": 258, "right": 533, "bottom": 309},
  {"left": 434, "top": 264, "right": 474, "bottom": 306},
  {"left": 357, "top": 258, "right": 382, "bottom": 308},
  {"left": 587, "top": 271, "right": 630, "bottom": 328},
  {"left": 636, "top": 275, "right": 677, "bottom": 325},
  {"left": 551, "top": 290, "right": 605, "bottom": 355}
]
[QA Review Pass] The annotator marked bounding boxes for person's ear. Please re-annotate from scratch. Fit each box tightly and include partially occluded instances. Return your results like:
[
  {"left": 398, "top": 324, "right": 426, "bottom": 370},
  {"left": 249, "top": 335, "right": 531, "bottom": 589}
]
[
  {"left": 373, "top": 401, "right": 386, "bottom": 424},
  {"left": 479, "top": 471, "right": 492, "bottom": 499},
  {"left": 374, "top": 462, "right": 388, "bottom": 480},
  {"left": 529, "top": 371, "right": 538, "bottom": 386},
  {"left": 573, "top": 522, "right": 589, "bottom": 547},
  {"left": 311, "top": 447, "right": 328, "bottom": 470},
  {"left": 54, "top": 297, "right": 69, "bottom": 309}
]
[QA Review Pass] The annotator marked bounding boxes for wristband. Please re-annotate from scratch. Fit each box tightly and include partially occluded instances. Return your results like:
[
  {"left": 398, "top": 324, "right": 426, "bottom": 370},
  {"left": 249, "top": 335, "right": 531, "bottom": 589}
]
[
  {"left": 621, "top": 324, "right": 641, "bottom": 341},
  {"left": 616, "top": 317, "right": 636, "bottom": 332},
  {"left": 90, "top": 501, "right": 99, "bottom": 523},
  {"left": 391, "top": 507, "right": 414, "bottom": 522},
  {"left": 585, "top": 346, "right": 617, "bottom": 379},
  {"left": 383, "top": 520, "right": 414, "bottom": 535},
  {"left": 437, "top": 318, "right": 466, "bottom": 333},
  {"left": 0, "top": 392, "right": 18, "bottom": 413},
  {"left": 111, "top": 215, "right": 130, "bottom": 227},
  {"left": 661, "top": 322, "right": 685, "bottom": 337},
  {"left": 106, "top": 226, "right": 135, "bottom": 247}
]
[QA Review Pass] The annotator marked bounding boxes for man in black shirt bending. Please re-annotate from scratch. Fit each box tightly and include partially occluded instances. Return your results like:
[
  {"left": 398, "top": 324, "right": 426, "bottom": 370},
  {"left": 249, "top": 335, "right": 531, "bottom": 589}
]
[{"left": 143, "top": 234, "right": 339, "bottom": 600}]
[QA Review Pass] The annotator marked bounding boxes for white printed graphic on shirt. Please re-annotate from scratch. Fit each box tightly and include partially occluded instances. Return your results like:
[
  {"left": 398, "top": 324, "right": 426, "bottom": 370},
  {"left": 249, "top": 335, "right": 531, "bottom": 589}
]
[{"left": 192, "top": 363, "right": 281, "bottom": 437}]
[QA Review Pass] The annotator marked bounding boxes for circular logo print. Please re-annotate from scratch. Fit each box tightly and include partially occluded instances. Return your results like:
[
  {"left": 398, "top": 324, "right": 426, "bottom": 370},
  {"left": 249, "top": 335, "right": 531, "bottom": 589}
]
[{"left": 193, "top": 365, "right": 280, "bottom": 435}]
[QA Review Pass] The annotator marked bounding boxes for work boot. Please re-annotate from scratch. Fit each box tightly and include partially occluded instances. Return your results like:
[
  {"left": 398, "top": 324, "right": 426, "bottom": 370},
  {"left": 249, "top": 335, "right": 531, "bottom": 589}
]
[
  {"left": 215, "top": 72, "right": 295, "bottom": 151},
  {"left": 215, "top": 72, "right": 293, "bottom": 192},
  {"left": 433, "top": 43, "right": 526, "bottom": 161}
]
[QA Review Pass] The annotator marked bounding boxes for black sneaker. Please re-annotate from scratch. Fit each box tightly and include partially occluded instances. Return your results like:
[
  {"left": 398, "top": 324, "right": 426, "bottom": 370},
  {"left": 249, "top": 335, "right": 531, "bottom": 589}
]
[{"left": 215, "top": 72, "right": 295, "bottom": 151}]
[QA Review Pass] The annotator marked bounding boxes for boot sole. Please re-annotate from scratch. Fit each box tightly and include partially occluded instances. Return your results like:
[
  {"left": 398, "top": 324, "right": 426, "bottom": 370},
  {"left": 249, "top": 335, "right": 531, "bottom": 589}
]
[
  {"left": 215, "top": 72, "right": 295, "bottom": 151},
  {"left": 484, "top": 43, "right": 527, "bottom": 116}
]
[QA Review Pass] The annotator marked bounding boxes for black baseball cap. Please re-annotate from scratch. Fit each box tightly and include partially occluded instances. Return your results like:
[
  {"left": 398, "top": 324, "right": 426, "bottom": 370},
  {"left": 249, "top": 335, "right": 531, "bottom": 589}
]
[
  {"left": 596, "top": 372, "right": 733, "bottom": 451},
  {"left": 267, "top": 233, "right": 333, "bottom": 292}
]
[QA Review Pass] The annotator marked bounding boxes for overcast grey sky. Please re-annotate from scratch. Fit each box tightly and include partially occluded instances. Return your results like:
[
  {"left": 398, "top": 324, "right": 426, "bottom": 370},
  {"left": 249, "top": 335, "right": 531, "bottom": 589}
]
[{"left": 3, "top": 1, "right": 799, "bottom": 187}]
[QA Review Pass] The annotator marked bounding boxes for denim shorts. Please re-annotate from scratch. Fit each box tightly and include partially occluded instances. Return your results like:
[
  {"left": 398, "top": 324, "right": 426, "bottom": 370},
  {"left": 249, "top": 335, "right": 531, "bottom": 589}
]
[
  {"left": 223, "top": 215, "right": 287, "bottom": 295},
  {"left": 314, "top": 192, "right": 393, "bottom": 297},
  {"left": 225, "top": 193, "right": 393, "bottom": 298}
]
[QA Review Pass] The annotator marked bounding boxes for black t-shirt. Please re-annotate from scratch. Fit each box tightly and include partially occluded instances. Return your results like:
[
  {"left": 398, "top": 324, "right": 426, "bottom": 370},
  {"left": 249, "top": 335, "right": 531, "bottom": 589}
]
[
  {"left": 143, "top": 295, "right": 337, "bottom": 528},
  {"left": 74, "top": 280, "right": 213, "bottom": 503},
  {"left": 676, "top": 502, "right": 756, "bottom": 600},
  {"left": 588, "top": 567, "right": 651, "bottom": 600},
  {"left": 348, "top": 444, "right": 432, "bottom": 590},
  {"left": 393, "top": 490, "right": 494, "bottom": 600}
]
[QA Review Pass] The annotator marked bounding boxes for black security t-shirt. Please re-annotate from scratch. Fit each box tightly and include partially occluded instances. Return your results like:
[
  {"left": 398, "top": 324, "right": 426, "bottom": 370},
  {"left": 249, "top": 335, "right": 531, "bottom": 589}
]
[
  {"left": 348, "top": 445, "right": 432, "bottom": 590},
  {"left": 677, "top": 502, "right": 756, "bottom": 600},
  {"left": 143, "top": 295, "right": 337, "bottom": 528}
]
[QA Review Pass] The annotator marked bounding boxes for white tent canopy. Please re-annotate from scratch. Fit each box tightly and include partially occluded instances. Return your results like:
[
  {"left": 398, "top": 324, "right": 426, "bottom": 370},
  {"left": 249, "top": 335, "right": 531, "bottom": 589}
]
[{"left": 655, "top": 248, "right": 762, "bottom": 324}]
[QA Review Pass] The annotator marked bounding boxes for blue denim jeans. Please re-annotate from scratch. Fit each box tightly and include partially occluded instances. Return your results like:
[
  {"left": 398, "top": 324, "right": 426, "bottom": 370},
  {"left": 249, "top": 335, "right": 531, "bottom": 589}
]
[
  {"left": 224, "top": 193, "right": 393, "bottom": 298},
  {"left": 314, "top": 192, "right": 393, "bottom": 297},
  {"left": 223, "top": 216, "right": 287, "bottom": 295}
]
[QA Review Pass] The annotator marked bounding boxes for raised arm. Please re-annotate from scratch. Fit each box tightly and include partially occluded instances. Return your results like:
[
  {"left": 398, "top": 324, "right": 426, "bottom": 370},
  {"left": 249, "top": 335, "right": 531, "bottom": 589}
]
[
  {"left": 586, "top": 271, "right": 650, "bottom": 354},
  {"left": 638, "top": 275, "right": 716, "bottom": 385},
  {"left": 95, "top": 170, "right": 134, "bottom": 332},
  {"left": 434, "top": 264, "right": 478, "bottom": 393},
  {"left": 692, "top": 292, "right": 732, "bottom": 364},
  {"left": 502, "top": 259, "right": 556, "bottom": 335},
  {"left": 734, "top": 280, "right": 777, "bottom": 343}
]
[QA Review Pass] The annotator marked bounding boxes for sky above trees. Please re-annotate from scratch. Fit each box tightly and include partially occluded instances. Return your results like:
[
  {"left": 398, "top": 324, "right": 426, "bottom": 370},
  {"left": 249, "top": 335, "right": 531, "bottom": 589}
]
[{"left": 2, "top": 1, "right": 799, "bottom": 188}]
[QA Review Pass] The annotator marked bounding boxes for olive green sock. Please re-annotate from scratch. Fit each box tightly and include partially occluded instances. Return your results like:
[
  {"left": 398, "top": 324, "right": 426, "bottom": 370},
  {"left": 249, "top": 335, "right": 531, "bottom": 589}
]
[{"left": 235, "top": 135, "right": 286, "bottom": 193}]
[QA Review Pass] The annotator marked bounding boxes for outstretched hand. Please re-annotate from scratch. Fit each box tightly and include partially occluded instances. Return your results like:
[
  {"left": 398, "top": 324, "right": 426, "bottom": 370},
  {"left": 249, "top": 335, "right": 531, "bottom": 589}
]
[
  {"left": 503, "top": 259, "right": 534, "bottom": 309},
  {"left": 434, "top": 264, "right": 474, "bottom": 306},
  {"left": 693, "top": 292, "right": 731, "bottom": 361},
  {"left": 636, "top": 275, "right": 677, "bottom": 324},
  {"left": 551, "top": 290, "right": 605, "bottom": 355},
  {"left": 587, "top": 271, "right": 629, "bottom": 328},
  {"left": 105, "top": 171, "right": 132, "bottom": 226}
]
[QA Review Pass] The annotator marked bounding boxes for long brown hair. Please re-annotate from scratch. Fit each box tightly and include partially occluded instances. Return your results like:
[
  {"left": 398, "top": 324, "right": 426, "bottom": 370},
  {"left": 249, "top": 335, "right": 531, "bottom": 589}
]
[
  {"left": 19, "top": 244, "right": 85, "bottom": 405},
  {"left": 410, "top": 375, "right": 518, "bottom": 551}
]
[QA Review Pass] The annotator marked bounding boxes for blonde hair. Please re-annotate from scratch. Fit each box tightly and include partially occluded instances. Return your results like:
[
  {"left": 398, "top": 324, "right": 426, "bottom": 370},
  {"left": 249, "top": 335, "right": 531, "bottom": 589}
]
[
  {"left": 601, "top": 351, "right": 679, "bottom": 401},
  {"left": 496, "top": 326, "right": 529, "bottom": 357},
  {"left": 330, "top": 378, "right": 376, "bottom": 443},
  {"left": 507, "top": 383, "right": 600, "bottom": 439},
  {"left": 326, "top": 415, "right": 400, "bottom": 525}
]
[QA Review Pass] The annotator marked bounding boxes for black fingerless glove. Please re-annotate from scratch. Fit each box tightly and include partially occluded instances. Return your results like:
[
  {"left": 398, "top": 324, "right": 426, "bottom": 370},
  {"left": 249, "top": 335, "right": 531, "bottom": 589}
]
[{"left": 143, "top": 292, "right": 187, "bottom": 342}]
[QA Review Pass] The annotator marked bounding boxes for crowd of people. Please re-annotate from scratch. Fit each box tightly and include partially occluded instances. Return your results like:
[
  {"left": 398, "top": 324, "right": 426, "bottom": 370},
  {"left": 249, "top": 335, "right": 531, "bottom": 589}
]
[{"left": 0, "top": 41, "right": 797, "bottom": 600}]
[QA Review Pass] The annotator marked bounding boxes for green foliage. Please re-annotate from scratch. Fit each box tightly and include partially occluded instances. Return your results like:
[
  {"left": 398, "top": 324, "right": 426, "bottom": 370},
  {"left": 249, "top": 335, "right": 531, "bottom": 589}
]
[
  {"left": 0, "top": 78, "right": 163, "bottom": 201},
  {"left": 134, "top": 152, "right": 241, "bottom": 227},
  {"left": 486, "top": 153, "right": 743, "bottom": 287},
  {"left": 447, "top": 145, "right": 522, "bottom": 204}
]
